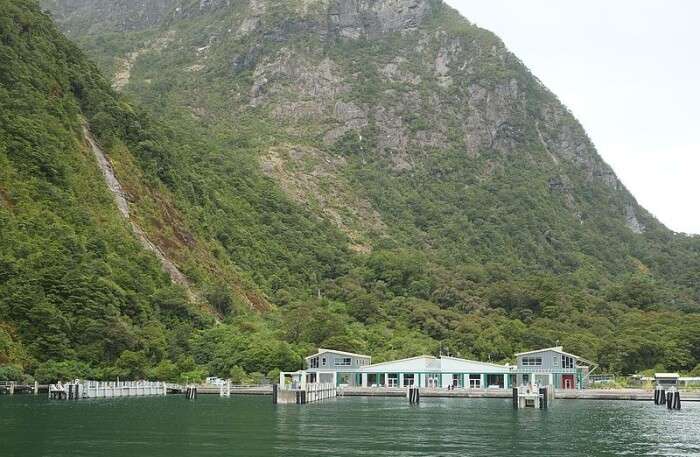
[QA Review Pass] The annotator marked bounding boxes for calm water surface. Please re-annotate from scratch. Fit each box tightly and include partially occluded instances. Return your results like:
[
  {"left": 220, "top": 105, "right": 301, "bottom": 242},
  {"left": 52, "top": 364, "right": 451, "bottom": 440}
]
[{"left": 1, "top": 395, "right": 699, "bottom": 456}]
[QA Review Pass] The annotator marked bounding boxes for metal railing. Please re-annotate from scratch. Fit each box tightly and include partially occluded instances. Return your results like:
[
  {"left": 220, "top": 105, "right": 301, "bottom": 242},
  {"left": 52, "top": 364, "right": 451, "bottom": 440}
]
[{"left": 515, "top": 367, "right": 577, "bottom": 373}]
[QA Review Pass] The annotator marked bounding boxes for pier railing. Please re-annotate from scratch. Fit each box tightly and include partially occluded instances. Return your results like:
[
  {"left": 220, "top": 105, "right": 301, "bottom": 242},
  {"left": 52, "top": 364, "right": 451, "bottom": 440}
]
[
  {"left": 49, "top": 380, "right": 167, "bottom": 400},
  {"left": 515, "top": 367, "right": 577, "bottom": 374},
  {"left": 274, "top": 382, "right": 337, "bottom": 404}
]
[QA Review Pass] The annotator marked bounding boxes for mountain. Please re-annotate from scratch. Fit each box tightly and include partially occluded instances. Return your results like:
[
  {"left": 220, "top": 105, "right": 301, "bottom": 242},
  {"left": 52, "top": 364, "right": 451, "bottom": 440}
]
[{"left": 1, "top": 0, "right": 698, "bottom": 382}]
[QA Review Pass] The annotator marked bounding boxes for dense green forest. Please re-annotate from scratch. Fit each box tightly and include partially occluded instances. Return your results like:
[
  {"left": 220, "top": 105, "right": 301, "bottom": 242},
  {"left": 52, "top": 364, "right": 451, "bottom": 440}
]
[{"left": 1, "top": 0, "right": 699, "bottom": 384}]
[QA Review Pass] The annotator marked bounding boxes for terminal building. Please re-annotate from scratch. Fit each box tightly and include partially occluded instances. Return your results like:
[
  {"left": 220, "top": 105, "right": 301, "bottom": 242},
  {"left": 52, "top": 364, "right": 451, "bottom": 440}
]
[
  {"left": 280, "top": 346, "right": 593, "bottom": 390},
  {"left": 514, "top": 346, "right": 594, "bottom": 390}
]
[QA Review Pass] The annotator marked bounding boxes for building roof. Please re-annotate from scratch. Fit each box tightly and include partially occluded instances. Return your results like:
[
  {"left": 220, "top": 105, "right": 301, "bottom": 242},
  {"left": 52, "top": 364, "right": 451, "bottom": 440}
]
[
  {"left": 514, "top": 346, "right": 596, "bottom": 367},
  {"left": 655, "top": 373, "right": 680, "bottom": 379},
  {"left": 362, "top": 355, "right": 438, "bottom": 368},
  {"left": 360, "top": 355, "right": 440, "bottom": 373},
  {"left": 304, "top": 348, "right": 371, "bottom": 360},
  {"left": 441, "top": 356, "right": 512, "bottom": 369},
  {"left": 359, "top": 355, "right": 511, "bottom": 374},
  {"left": 515, "top": 346, "right": 572, "bottom": 357}
]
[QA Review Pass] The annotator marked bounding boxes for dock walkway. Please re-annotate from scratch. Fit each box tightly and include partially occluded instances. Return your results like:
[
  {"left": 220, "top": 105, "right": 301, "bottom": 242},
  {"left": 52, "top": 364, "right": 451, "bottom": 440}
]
[{"left": 341, "top": 387, "right": 700, "bottom": 401}]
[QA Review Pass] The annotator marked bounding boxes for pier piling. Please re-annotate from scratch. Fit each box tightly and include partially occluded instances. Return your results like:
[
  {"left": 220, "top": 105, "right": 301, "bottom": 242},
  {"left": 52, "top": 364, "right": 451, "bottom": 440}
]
[
  {"left": 407, "top": 387, "right": 420, "bottom": 404},
  {"left": 185, "top": 386, "right": 198, "bottom": 400}
]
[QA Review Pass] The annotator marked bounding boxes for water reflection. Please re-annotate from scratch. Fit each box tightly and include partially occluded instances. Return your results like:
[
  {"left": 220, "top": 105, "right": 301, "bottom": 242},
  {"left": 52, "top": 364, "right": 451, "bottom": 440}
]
[{"left": 1, "top": 395, "right": 698, "bottom": 456}]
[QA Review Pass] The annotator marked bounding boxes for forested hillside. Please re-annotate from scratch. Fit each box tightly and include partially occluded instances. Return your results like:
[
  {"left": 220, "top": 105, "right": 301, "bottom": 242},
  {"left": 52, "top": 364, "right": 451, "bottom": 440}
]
[{"left": 1, "top": 0, "right": 699, "bottom": 383}]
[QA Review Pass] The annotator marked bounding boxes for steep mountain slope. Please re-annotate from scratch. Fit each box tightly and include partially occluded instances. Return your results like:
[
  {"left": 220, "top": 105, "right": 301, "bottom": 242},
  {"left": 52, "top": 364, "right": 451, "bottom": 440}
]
[
  {"left": 0, "top": 0, "right": 310, "bottom": 381},
  {"left": 44, "top": 0, "right": 699, "bottom": 299},
  {"left": 4, "top": 0, "right": 699, "bottom": 379}
]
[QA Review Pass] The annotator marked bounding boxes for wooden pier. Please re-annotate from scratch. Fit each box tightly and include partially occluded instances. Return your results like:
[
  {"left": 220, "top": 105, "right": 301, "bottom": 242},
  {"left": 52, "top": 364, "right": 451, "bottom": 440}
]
[
  {"left": 273, "top": 382, "right": 337, "bottom": 404},
  {"left": 49, "top": 380, "right": 167, "bottom": 400},
  {"left": 1, "top": 381, "right": 40, "bottom": 395}
]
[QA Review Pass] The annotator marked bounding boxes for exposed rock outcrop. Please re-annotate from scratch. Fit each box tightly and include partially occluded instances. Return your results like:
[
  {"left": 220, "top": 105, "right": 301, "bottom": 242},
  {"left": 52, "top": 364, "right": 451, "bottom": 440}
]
[{"left": 328, "top": 0, "right": 434, "bottom": 39}]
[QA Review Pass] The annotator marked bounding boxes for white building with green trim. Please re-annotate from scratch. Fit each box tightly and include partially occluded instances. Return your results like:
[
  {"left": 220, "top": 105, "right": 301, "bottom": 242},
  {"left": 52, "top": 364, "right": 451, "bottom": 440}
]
[
  {"left": 358, "top": 355, "right": 514, "bottom": 389},
  {"left": 514, "top": 346, "right": 596, "bottom": 389},
  {"left": 280, "top": 346, "right": 592, "bottom": 390}
]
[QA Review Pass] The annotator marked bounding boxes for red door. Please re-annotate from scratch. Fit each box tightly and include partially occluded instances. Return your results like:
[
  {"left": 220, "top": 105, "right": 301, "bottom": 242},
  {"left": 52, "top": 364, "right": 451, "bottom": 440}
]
[{"left": 563, "top": 374, "right": 575, "bottom": 389}]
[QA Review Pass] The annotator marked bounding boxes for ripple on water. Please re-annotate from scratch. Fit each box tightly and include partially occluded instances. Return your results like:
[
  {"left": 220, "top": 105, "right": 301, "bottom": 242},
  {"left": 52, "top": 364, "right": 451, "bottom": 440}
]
[{"left": 1, "top": 395, "right": 699, "bottom": 456}]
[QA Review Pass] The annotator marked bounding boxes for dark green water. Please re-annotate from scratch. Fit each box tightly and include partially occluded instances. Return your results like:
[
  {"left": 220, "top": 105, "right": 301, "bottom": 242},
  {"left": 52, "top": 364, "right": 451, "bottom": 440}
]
[{"left": 1, "top": 395, "right": 699, "bottom": 456}]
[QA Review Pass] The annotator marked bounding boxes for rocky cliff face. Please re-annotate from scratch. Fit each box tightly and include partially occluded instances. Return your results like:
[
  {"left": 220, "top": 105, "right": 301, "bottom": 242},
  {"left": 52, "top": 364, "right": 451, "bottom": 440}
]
[{"left": 43, "top": 0, "right": 698, "bottom": 304}]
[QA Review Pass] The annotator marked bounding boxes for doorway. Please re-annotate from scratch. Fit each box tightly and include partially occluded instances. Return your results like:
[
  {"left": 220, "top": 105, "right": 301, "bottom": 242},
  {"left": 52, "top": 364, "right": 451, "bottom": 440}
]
[{"left": 563, "top": 374, "right": 575, "bottom": 389}]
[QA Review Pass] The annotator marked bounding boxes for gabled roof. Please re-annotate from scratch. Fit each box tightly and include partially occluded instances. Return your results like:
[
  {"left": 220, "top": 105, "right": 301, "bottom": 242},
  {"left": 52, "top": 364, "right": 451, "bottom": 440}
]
[
  {"left": 304, "top": 348, "right": 371, "bottom": 360},
  {"left": 515, "top": 346, "right": 578, "bottom": 358},
  {"left": 359, "top": 355, "right": 512, "bottom": 374},
  {"left": 362, "top": 355, "right": 437, "bottom": 368},
  {"left": 440, "top": 356, "right": 512, "bottom": 373},
  {"left": 441, "top": 356, "right": 512, "bottom": 370},
  {"left": 515, "top": 346, "right": 596, "bottom": 367}
]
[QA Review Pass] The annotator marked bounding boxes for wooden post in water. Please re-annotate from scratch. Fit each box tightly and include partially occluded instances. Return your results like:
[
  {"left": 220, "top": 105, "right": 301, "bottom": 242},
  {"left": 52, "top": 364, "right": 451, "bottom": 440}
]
[{"left": 34, "top": 381, "right": 39, "bottom": 395}]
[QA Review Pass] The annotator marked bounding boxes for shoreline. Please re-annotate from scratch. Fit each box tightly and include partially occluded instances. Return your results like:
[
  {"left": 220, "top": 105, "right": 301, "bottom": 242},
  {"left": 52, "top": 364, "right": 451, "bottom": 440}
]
[
  {"left": 5, "top": 385, "right": 699, "bottom": 402},
  {"left": 186, "top": 386, "right": 700, "bottom": 401}
]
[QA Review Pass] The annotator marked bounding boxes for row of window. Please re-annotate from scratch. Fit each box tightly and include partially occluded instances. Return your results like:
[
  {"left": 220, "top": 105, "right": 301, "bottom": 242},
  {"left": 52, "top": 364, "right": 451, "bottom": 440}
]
[
  {"left": 308, "top": 356, "right": 370, "bottom": 368},
  {"left": 521, "top": 354, "right": 576, "bottom": 368},
  {"left": 521, "top": 357, "right": 543, "bottom": 366}
]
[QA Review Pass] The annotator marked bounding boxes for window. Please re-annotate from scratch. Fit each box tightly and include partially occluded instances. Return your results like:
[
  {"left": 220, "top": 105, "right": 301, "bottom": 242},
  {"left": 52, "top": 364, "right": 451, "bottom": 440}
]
[
  {"left": 562, "top": 356, "right": 575, "bottom": 369},
  {"left": 309, "top": 357, "right": 319, "bottom": 368},
  {"left": 521, "top": 357, "right": 543, "bottom": 366},
  {"left": 321, "top": 357, "right": 326, "bottom": 366},
  {"left": 387, "top": 374, "right": 398, "bottom": 388},
  {"left": 335, "top": 357, "right": 352, "bottom": 366},
  {"left": 403, "top": 374, "right": 415, "bottom": 387},
  {"left": 553, "top": 356, "right": 559, "bottom": 367},
  {"left": 469, "top": 374, "right": 481, "bottom": 388}
]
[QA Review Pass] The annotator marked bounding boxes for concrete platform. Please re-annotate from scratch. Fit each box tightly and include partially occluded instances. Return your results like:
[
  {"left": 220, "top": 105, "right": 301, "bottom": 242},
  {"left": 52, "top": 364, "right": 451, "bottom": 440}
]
[
  {"left": 183, "top": 385, "right": 273, "bottom": 395},
  {"left": 343, "top": 387, "right": 512, "bottom": 398},
  {"left": 342, "top": 387, "right": 700, "bottom": 401},
  {"left": 173, "top": 385, "right": 700, "bottom": 401},
  {"left": 555, "top": 388, "right": 700, "bottom": 401}
]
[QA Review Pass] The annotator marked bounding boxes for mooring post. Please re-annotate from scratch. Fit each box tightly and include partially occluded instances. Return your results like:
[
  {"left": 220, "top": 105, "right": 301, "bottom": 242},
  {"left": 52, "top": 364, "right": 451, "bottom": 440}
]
[
  {"left": 408, "top": 386, "right": 420, "bottom": 404},
  {"left": 539, "top": 387, "right": 548, "bottom": 409},
  {"left": 34, "top": 381, "right": 38, "bottom": 395}
]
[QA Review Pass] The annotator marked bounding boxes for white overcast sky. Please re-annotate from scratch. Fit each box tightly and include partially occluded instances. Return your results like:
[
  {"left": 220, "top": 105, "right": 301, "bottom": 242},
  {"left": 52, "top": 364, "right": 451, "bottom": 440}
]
[{"left": 445, "top": 0, "right": 699, "bottom": 234}]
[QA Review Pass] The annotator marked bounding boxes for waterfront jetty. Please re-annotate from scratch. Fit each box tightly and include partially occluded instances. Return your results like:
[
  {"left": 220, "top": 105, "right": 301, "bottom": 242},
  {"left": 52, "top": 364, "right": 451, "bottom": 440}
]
[
  {"left": 1, "top": 381, "right": 40, "bottom": 395},
  {"left": 273, "top": 382, "right": 337, "bottom": 404},
  {"left": 512, "top": 384, "right": 553, "bottom": 408},
  {"left": 49, "top": 380, "right": 167, "bottom": 400}
]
